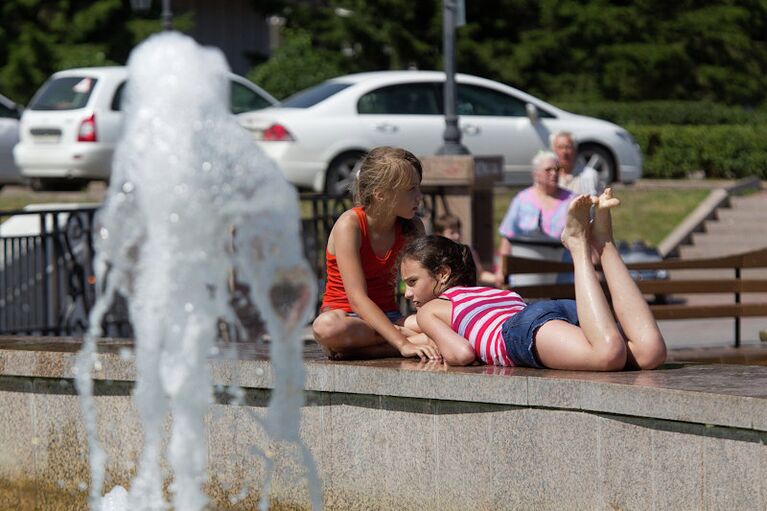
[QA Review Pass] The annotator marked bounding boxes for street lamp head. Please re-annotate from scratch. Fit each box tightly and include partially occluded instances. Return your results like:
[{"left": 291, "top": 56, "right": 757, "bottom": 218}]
[{"left": 130, "top": 0, "right": 152, "bottom": 11}]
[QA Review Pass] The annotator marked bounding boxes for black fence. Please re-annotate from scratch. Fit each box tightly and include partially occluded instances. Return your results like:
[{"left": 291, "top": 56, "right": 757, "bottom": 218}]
[
  {"left": 0, "top": 190, "right": 447, "bottom": 337},
  {"left": 0, "top": 206, "right": 110, "bottom": 336}
]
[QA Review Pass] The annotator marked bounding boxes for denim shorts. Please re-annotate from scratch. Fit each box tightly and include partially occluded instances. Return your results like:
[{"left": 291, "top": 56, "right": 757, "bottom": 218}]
[{"left": 501, "top": 299, "right": 579, "bottom": 368}]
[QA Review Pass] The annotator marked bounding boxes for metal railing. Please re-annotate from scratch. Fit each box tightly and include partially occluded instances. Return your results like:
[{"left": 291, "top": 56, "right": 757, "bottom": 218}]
[
  {"left": 0, "top": 189, "right": 447, "bottom": 337},
  {"left": 0, "top": 206, "right": 113, "bottom": 336}
]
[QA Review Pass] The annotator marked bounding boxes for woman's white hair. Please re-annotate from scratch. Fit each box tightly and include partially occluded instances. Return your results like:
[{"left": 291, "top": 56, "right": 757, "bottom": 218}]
[{"left": 532, "top": 150, "right": 559, "bottom": 171}]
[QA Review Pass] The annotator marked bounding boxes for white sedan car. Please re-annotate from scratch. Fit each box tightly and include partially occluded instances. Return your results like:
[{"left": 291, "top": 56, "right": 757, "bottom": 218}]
[
  {"left": 238, "top": 71, "right": 642, "bottom": 194},
  {"left": 14, "top": 66, "right": 278, "bottom": 190}
]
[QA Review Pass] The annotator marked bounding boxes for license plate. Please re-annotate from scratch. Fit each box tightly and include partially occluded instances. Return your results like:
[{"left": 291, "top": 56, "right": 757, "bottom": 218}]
[{"left": 33, "top": 135, "right": 60, "bottom": 144}]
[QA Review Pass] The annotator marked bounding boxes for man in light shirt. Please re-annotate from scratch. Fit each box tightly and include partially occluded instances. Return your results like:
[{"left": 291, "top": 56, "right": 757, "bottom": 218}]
[{"left": 550, "top": 130, "right": 601, "bottom": 196}]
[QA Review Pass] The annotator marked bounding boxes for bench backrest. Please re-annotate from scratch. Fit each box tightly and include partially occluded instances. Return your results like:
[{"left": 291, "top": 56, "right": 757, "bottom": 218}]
[{"left": 501, "top": 247, "right": 767, "bottom": 346}]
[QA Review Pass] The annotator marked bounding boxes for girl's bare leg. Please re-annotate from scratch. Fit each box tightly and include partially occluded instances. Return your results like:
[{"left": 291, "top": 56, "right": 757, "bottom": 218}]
[
  {"left": 535, "top": 195, "right": 626, "bottom": 370},
  {"left": 592, "top": 189, "right": 666, "bottom": 369},
  {"left": 312, "top": 310, "right": 399, "bottom": 359}
]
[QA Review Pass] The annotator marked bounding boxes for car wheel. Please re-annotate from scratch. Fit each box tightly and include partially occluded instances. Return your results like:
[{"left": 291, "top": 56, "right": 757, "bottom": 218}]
[
  {"left": 577, "top": 144, "right": 615, "bottom": 190},
  {"left": 325, "top": 151, "right": 365, "bottom": 195}
]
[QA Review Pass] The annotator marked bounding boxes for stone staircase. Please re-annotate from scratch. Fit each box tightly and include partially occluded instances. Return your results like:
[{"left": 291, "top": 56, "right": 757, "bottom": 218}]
[{"left": 679, "top": 189, "right": 767, "bottom": 259}]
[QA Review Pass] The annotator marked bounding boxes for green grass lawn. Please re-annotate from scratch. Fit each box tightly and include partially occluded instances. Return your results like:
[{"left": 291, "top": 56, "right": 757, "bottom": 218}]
[{"left": 493, "top": 187, "right": 710, "bottom": 248}]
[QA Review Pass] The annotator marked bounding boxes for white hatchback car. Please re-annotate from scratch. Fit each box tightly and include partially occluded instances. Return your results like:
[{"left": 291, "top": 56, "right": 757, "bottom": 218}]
[
  {"left": 14, "top": 66, "right": 278, "bottom": 189},
  {"left": 238, "top": 71, "right": 642, "bottom": 194}
]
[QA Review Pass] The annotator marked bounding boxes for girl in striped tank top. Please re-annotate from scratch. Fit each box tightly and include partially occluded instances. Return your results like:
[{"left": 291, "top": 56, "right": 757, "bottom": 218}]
[{"left": 400, "top": 189, "right": 667, "bottom": 370}]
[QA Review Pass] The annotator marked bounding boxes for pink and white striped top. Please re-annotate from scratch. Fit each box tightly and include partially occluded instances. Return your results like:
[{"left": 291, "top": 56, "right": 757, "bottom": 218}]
[{"left": 440, "top": 286, "right": 527, "bottom": 366}]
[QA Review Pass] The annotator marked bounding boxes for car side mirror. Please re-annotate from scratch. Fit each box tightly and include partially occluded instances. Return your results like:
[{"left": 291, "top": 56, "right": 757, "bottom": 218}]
[{"left": 525, "top": 103, "right": 539, "bottom": 123}]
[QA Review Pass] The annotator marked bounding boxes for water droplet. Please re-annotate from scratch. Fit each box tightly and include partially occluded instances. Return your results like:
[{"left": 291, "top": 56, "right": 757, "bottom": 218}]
[
  {"left": 255, "top": 367, "right": 264, "bottom": 376},
  {"left": 169, "top": 212, "right": 179, "bottom": 223},
  {"left": 184, "top": 302, "right": 194, "bottom": 313},
  {"left": 202, "top": 161, "right": 212, "bottom": 172},
  {"left": 118, "top": 347, "right": 133, "bottom": 360},
  {"left": 78, "top": 481, "right": 88, "bottom": 491},
  {"left": 209, "top": 346, "right": 220, "bottom": 356},
  {"left": 171, "top": 324, "right": 181, "bottom": 334},
  {"left": 122, "top": 181, "right": 135, "bottom": 193},
  {"left": 94, "top": 361, "right": 103, "bottom": 372},
  {"left": 99, "top": 227, "right": 109, "bottom": 240}
]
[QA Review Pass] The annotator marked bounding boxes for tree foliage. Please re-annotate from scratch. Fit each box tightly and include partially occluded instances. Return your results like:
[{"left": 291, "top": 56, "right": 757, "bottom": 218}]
[
  {"left": 248, "top": 29, "right": 343, "bottom": 100},
  {"left": 255, "top": 0, "right": 767, "bottom": 105},
  {"left": 0, "top": 0, "right": 191, "bottom": 104},
  {"left": 3, "top": 0, "right": 767, "bottom": 106}
]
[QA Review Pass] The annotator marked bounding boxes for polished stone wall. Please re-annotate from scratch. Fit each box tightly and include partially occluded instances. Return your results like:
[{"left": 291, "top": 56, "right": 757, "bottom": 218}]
[{"left": 0, "top": 339, "right": 766, "bottom": 510}]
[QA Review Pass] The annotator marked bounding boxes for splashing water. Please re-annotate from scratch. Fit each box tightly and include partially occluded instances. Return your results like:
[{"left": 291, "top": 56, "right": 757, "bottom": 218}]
[{"left": 74, "top": 32, "right": 319, "bottom": 511}]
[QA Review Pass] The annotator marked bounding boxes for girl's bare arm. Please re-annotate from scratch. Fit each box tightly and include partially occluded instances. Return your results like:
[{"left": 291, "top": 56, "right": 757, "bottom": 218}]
[
  {"left": 416, "top": 299, "right": 475, "bottom": 366},
  {"left": 334, "top": 214, "right": 439, "bottom": 360}
]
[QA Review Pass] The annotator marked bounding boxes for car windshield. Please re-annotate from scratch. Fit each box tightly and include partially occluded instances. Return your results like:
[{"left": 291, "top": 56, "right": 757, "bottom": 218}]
[
  {"left": 281, "top": 82, "right": 351, "bottom": 108},
  {"left": 29, "top": 76, "right": 98, "bottom": 111}
]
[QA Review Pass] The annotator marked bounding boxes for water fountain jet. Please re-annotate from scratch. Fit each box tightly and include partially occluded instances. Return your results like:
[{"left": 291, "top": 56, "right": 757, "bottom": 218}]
[{"left": 73, "top": 32, "right": 319, "bottom": 511}]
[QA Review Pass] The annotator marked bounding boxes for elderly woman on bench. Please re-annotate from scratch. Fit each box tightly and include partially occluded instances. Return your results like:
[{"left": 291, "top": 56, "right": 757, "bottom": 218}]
[{"left": 494, "top": 151, "right": 575, "bottom": 287}]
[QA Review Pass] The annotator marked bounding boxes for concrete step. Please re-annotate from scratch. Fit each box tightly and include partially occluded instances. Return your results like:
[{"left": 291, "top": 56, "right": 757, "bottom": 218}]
[
  {"left": 714, "top": 209, "right": 766, "bottom": 221},
  {"left": 677, "top": 184, "right": 766, "bottom": 261},
  {"left": 729, "top": 197, "right": 767, "bottom": 211},
  {"left": 685, "top": 239, "right": 767, "bottom": 253},
  {"left": 692, "top": 232, "right": 767, "bottom": 245},
  {"left": 703, "top": 221, "right": 766, "bottom": 235}
]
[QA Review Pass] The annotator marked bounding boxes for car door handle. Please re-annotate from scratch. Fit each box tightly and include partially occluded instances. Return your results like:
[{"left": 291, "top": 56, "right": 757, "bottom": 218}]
[
  {"left": 375, "top": 123, "right": 398, "bottom": 133},
  {"left": 462, "top": 124, "right": 480, "bottom": 135}
]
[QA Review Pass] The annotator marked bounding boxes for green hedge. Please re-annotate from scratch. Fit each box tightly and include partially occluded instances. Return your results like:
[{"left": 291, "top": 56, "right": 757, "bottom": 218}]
[
  {"left": 555, "top": 101, "right": 767, "bottom": 126},
  {"left": 627, "top": 124, "right": 767, "bottom": 179}
]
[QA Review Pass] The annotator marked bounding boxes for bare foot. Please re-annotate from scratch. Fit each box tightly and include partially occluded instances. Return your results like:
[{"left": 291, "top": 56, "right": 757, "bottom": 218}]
[
  {"left": 561, "top": 194, "right": 593, "bottom": 250},
  {"left": 592, "top": 188, "right": 620, "bottom": 250}
]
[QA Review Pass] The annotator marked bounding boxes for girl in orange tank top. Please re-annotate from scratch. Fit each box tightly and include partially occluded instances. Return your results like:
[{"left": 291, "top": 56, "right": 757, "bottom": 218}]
[{"left": 312, "top": 147, "right": 441, "bottom": 362}]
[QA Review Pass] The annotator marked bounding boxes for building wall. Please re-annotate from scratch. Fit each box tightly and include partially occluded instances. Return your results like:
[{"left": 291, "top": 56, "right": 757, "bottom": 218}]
[{"left": 175, "top": 0, "right": 272, "bottom": 75}]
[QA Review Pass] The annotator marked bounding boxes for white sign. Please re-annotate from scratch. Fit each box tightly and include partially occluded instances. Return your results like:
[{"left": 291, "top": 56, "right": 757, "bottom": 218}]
[{"left": 456, "top": 0, "right": 466, "bottom": 27}]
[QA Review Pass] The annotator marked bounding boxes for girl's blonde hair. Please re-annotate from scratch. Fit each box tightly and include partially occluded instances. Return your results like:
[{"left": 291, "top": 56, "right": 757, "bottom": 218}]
[
  {"left": 352, "top": 146, "right": 422, "bottom": 204},
  {"left": 351, "top": 146, "right": 423, "bottom": 235}
]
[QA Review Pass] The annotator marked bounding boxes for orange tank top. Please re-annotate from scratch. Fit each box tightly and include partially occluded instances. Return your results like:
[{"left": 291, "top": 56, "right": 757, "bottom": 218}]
[{"left": 321, "top": 207, "right": 405, "bottom": 313}]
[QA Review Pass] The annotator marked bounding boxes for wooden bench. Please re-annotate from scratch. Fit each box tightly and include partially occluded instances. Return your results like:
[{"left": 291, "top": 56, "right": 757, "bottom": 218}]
[{"left": 501, "top": 247, "right": 767, "bottom": 347}]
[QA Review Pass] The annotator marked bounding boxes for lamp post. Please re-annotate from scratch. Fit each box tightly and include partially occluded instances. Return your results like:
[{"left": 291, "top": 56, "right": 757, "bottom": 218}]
[
  {"left": 436, "top": 0, "right": 470, "bottom": 155},
  {"left": 130, "top": 0, "right": 173, "bottom": 31}
]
